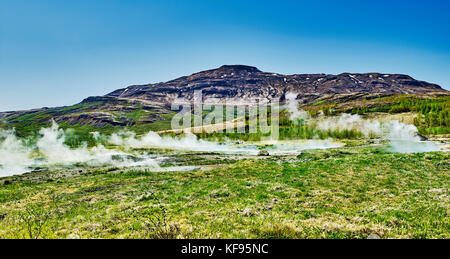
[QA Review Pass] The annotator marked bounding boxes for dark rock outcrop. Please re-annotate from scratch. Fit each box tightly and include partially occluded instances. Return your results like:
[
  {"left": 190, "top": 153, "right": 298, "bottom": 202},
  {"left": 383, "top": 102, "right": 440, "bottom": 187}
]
[{"left": 258, "top": 150, "right": 270, "bottom": 157}]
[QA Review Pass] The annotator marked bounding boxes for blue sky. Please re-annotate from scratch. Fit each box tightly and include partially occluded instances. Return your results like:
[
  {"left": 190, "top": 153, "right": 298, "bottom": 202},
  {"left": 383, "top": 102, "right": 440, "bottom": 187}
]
[{"left": 1, "top": 0, "right": 450, "bottom": 111}]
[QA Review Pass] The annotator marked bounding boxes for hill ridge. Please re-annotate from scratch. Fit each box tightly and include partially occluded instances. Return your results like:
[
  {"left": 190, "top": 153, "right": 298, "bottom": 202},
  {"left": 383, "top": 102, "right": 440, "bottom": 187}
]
[{"left": 106, "top": 65, "right": 446, "bottom": 104}]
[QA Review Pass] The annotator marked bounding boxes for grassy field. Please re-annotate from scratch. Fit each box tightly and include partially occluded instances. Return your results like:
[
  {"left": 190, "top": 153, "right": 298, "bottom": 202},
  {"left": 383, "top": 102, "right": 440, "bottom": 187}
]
[{"left": 0, "top": 145, "right": 448, "bottom": 239}]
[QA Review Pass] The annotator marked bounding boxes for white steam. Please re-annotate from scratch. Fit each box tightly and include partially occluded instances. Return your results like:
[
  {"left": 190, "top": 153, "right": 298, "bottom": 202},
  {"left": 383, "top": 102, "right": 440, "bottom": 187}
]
[
  {"left": 316, "top": 113, "right": 381, "bottom": 136},
  {"left": 0, "top": 129, "right": 34, "bottom": 177},
  {"left": 0, "top": 121, "right": 349, "bottom": 177},
  {"left": 315, "top": 113, "right": 441, "bottom": 153},
  {"left": 284, "top": 93, "right": 444, "bottom": 153},
  {"left": 109, "top": 130, "right": 260, "bottom": 154},
  {"left": 0, "top": 122, "right": 160, "bottom": 177},
  {"left": 264, "top": 140, "right": 344, "bottom": 155},
  {"left": 285, "top": 92, "right": 309, "bottom": 122}
]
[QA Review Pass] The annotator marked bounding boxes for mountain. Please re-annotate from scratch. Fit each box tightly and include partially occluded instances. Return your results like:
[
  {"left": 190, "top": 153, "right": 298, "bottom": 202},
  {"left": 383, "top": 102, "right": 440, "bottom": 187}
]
[
  {"left": 0, "top": 65, "right": 448, "bottom": 132},
  {"left": 106, "top": 65, "right": 447, "bottom": 104}
]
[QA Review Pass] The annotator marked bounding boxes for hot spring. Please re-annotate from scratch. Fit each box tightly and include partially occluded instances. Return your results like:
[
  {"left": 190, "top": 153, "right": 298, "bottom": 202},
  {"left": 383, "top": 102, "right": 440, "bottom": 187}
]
[{"left": 0, "top": 118, "right": 448, "bottom": 177}]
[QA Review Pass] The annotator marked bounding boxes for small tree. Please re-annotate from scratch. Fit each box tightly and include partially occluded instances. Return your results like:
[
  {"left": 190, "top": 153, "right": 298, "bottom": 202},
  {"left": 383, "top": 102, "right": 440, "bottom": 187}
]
[{"left": 18, "top": 204, "right": 51, "bottom": 239}]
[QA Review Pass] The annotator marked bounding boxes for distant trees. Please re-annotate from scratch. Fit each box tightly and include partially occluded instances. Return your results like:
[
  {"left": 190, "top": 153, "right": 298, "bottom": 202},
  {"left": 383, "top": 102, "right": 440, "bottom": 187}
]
[{"left": 350, "top": 95, "right": 449, "bottom": 135}]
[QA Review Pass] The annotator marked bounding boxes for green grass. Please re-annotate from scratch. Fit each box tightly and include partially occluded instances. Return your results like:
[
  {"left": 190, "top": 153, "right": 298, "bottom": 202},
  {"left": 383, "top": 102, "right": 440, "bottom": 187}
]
[{"left": 0, "top": 147, "right": 448, "bottom": 239}]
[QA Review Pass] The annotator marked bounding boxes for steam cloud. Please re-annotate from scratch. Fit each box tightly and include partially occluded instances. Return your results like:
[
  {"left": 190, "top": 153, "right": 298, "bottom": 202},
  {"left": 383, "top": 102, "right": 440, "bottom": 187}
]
[
  {"left": 0, "top": 122, "right": 266, "bottom": 177},
  {"left": 285, "top": 92, "right": 309, "bottom": 122},
  {"left": 285, "top": 93, "right": 444, "bottom": 153},
  {"left": 0, "top": 122, "right": 160, "bottom": 177},
  {"left": 0, "top": 121, "right": 347, "bottom": 177},
  {"left": 0, "top": 129, "right": 34, "bottom": 177},
  {"left": 313, "top": 113, "right": 441, "bottom": 153},
  {"left": 108, "top": 130, "right": 254, "bottom": 153}
]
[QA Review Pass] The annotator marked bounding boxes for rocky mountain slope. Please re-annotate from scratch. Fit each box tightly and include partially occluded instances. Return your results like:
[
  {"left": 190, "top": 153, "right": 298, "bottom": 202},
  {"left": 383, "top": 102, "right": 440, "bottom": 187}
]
[{"left": 107, "top": 65, "right": 447, "bottom": 104}]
